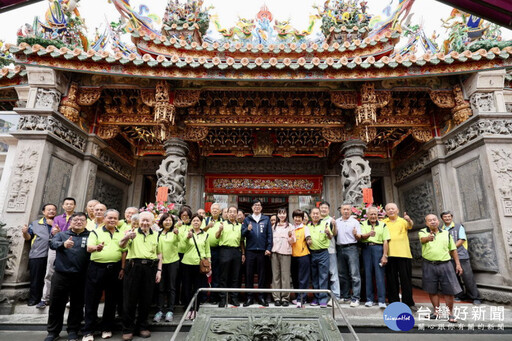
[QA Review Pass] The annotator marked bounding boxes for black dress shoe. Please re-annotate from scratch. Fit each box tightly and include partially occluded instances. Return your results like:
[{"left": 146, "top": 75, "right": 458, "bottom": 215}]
[
  {"left": 258, "top": 298, "right": 269, "bottom": 307},
  {"left": 274, "top": 300, "right": 281, "bottom": 306},
  {"left": 243, "top": 299, "right": 254, "bottom": 307},
  {"left": 218, "top": 301, "right": 226, "bottom": 308},
  {"left": 230, "top": 299, "right": 240, "bottom": 307},
  {"left": 27, "top": 301, "right": 37, "bottom": 306},
  {"left": 282, "top": 301, "right": 289, "bottom": 307}
]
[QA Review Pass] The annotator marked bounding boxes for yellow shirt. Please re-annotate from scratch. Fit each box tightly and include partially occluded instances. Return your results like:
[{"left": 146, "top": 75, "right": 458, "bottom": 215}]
[
  {"left": 177, "top": 223, "right": 191, "bottom": 254},
  {"left": 419, "top": 228, "right": 456, "bottom": 262},
  {"left": 126, "top": 228, "right": 159, "bottom": 260},
  {"left": 88, "top": 226, "right": 126, "bottom": 263},
  {"left": 292, "top": 225, "right": 310, "bottom": 257},
  {"left": 157, "top": 230, "right": 180, "bottom": 264},
  {"left": 308, "top": 222, "right": 331, "bottom": 250},
  {"left": 181, "top": 230, "right": 211, "bottom": 266},
  {"left": 383, "top": 217, "right": 412, "bottom": 258},
  {"left": 201, "top": 216, "right": 223, "bottom": 248},
  {"left": 218, "top": 221, "right": 242, "bottom": 247},
  {"left": 86, "top": 218, "right": 96, "bottom": 232}
]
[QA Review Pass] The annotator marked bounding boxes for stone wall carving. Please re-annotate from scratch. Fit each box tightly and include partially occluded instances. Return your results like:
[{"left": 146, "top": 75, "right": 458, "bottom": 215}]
[
  {"left": 409, "top": 239, "right": 422, "bottom": 267},
  {"left": 470, "top": 92, "right": 496, "bottom": 112},
  {"left": 99, "top": 150, "right": 132, "bottom": 180},
  {"left": 41, "top": 156, "right": 73, "bottom": 208},
  {"left": 340, "top": 140, "right": 371, "bottom": 205},
  {"left": 6, "top": 148, "right": 39, "bottom": 212},
  {"left": 456, "top": 159, "right": 488, "bottom": 222},
  {"left": 506, "top": 103, "right": 512, "bottom": 112},
  {"left": 35, "top": 88, "right": 61, "bottom": 110},
  {"left": 401, "top": 180, "right": 435, "bottom": 228},
  {"left": 445, "top": 118, "right": 512, "bottom": 153},
  {"left": 490, "top": 148, "right": 512, "bottom": 217},
  {"left": 3, "top": 225, "right": 23, "bottom": 279},
  {"left": 205, "top": 158, "right": 324, "bottom": 174},
  {"left": 93, "top": 177, "right": 124, "bottom": 211},
  {"left": 394, "top": 152, "right": 430, "bottom": 183},
  {"left": 86, "top": 167, "right": 97, "bottom": 201},
  {"left": 17, "top": 115, "right": 87, "bottom": 152},
  {"left": 431, "top": 166, "right": 444, "bottom": 214},
  {"left": 156, "top": 138, "right": 188, "bottom": 206},
  {"left": 467, "top": 231, "right": 499, "bottom": 272}
]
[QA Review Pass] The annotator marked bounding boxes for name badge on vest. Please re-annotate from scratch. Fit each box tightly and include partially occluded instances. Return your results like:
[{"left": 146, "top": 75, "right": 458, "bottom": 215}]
[
  {"left": 81, "top": 237, "right": 87, "bottom": 248},
  {"left": 260, "top": 223, "right": 264, "bottom": 234}
]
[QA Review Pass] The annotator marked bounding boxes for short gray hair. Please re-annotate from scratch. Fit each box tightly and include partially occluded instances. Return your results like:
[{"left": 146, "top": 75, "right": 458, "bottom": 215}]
[
  {"left": 104, "top": 209, "right": 120, "bottom": 218},
  {"left": 131, "top": 214, "right": 140, "bottom": 222},
  {"left": 125, "top": 206, "right": 138, "bottom": 213}
]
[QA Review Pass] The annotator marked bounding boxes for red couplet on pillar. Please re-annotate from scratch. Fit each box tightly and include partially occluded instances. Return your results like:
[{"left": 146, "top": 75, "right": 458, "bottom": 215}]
[
  {"left": 363, "top": 188, "right": 373, "bottom": 205},
  {"left": 156, "top": 187, "right": 169, "bottom": 202},
  {"left": 204, "top": 202, "right": 213, "bottom": 213}
]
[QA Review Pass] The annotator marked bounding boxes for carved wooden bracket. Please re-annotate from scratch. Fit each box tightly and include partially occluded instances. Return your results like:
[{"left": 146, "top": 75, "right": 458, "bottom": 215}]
[
  {"left": 411, "top": 127, "right": 433, "bottom": 143},
  {"left": 181, "top": 126, "right": 209, "bottom": 142},
  {"left": 429, "top": 89, "right": 455, "bottom": 108},
  {"left": 59, "top": 83, "right": 80, "bottom": 123},
  {"left": 321, "top": 127, "right": 346, "bottom": 142},
  {"left": 154, "top": 80, "right": 176, "bottom": 126},
  {"left": 97, "top": 125, "right": 120, "bottom": 140},
  {"left": 174, "top": 89, "right": 201, "bottom": 107},
  {"left": 451, "top": 84, "right": 473, "bottom": 125},
  {"left": 330, "top": 91, "right": 357, "bottom": 108},
  {"left": 77, "top": 88, "right": 102, "bottom": 106},
  {"left": 140, "top": 89, "right": 156, "bottom": 107}
]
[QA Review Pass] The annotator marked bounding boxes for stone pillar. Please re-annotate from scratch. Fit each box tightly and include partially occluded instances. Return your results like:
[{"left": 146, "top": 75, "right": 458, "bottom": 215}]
[
  {"left": 0, "top": 135, "right": 18, "bottom": 221},
  {"left": 340, "top": 139, "right": 371, "bottom": 205},
  {"left": 464, "top": 69, "right": 507, "bottom": 113},
  {"left": 156, "top": 138, "right": 188, "bottom": 208}
]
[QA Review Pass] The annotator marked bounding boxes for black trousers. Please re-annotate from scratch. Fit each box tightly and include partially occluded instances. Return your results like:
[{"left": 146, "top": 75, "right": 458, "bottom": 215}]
[
  {"left": 210, "top": 247, "right": 220, "bottom": 302},
  {"left": 83, "top": 261, "right": 122, "bottom": 334},
  {"left": 157, "top": 261, "right": 179, "bottom": 313},
  {"left": 122, "top": 260, "right": 157, "bottom": 334},
  {"left": 218, "top": 247, "right": 242, "bottom": 301},
  {"left": 28, "top": 257, "right": 47, "bottom": 304},
  {"left": 245, "top": 250, "right": 266, "bottom": 300},
  {"left": 47, "top": 271, "right": 86, "bottom": 336},
  {"left": 181, "top": 263, "right": 207, "bottom": 311},
  {"left": 386, "top": 257, "right": 415, "bottom": 306}
]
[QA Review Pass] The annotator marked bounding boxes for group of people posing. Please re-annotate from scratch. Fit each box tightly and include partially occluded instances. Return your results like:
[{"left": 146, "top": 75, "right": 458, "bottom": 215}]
[{"left": 23, "top": 197, "right": 481, "bottom": 341}]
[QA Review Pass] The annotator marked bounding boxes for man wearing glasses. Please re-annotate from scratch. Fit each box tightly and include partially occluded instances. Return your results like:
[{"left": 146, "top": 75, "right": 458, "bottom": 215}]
[{"left": 44, "top": 212, "right": 90, "bottom": 341}]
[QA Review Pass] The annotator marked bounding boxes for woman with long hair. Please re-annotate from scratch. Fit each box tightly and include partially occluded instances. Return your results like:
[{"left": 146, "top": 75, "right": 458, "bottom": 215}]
[
  {"left": 153, "top": 213, "right": 179, "bottom": 323},
  {"left": 271, "top": 208, "right": 294, "bottom": 306}
]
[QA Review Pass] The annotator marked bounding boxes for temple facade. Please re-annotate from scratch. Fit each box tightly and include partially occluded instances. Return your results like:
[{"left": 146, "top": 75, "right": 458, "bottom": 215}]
[{"left": 1, "top": 0, "right": 512, "bottom": 303}]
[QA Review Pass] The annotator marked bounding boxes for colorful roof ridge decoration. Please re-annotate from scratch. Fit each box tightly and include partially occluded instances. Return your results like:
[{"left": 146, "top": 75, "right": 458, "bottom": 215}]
[
  {"left": 16, "top": 0, "right": 88, "bottom": 50},
  {"left": 9, "top": 41, "right": 512, "bottom": 81},
  {"left": 162, "top": 0, "right": 210, "bottom": 38}
]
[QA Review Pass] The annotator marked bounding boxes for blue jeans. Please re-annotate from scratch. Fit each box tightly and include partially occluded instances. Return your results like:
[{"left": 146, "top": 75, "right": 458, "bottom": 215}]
[
  {"left": 329, "top": 253, "right": 341, "bottom": 299},
  {"left": 310, "top": 250, "right": 330, "bottom": 304},
  {"left": 362, "top": 244, "right": 386, "bottom": 303},
  {"left": 337, "top": 245, "right": 361, "bottom": 301}
]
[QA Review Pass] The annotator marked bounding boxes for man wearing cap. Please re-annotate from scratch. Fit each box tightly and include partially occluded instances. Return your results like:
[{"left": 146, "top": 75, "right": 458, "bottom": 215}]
[
  {"left": 441, "top": 210, "right": 482, "bottom": 305},
  {"left": 420, "top": 214, "right": 463, "bottom": 323},
  {"left": 241, "top": 199, "right": 272, "bottom": 307},
  {"left": 82, "top": 209, "right": 126, "bottom": 341}
]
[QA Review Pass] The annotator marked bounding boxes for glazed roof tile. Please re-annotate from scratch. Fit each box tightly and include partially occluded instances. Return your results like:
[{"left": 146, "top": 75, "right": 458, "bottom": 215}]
[
  {"left": 0, "top": 65, "right": 26, "bottom": 80},
  {"left": 9, "top": 42, "right": 512, "bottom": 81}
]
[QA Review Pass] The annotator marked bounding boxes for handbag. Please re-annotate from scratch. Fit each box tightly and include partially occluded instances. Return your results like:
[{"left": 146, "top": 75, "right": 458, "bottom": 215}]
[{"left": 192, "top": 232, "right": 211, "bottom": 274}]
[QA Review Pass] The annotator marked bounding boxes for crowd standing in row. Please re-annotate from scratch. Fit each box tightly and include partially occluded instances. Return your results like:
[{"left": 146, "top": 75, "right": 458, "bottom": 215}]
[{"left": 23, "top": 197, "right": 482, "bottom": 341}]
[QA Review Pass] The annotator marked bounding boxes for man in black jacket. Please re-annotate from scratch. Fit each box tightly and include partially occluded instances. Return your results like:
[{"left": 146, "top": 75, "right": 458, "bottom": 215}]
[
  {"left": 44, "top": 212, "right": 90, "bottom": 341},
  {"left": 241, "top": 200, "right": 272, "bottom": 306}
]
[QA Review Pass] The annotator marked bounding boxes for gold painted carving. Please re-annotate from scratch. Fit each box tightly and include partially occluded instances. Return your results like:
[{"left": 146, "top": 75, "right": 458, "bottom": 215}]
[
  {"left": 355, "top": 83, "right": 378, "bottom": 125},
  {"left": 97, "top": 125, "right": 120, "bottom": 139},
  {"left": 59, "top": 83, "right": 80, "bottom": 123},
  {"left": 174, "top": 90, "right": 201, "bottom": 107},
  {"left": 353, "top": 126, "right": 377, "bottom": 143},
  {"left": 141, "top": 89, "right": 156, "bottom": 107},
  {"left": 330, "top": 91, "right": 357, "bottom": 109},
  {"left": 321, "top": 127, "right": 346, "bottom": 142},
  {"left": 253, "top": 131, "right": 274, "bottom": 157},
  {"left": 154, "top": 80, "right": 176, "bottom": 126},
  {"left": 182, "top": 126, "right": 209, "bottom": 142},
  {"left": 451, "top": 84, "right": 472, "bottom": 125},
  {"left": 411, "top": 127, "right": 433, "bottom": 142},
  {"left": 77, "top": 88, "right": 101, "bottom": 106},
  {"left": 429, "top": 90, "right": 455, "bottom": 108}
]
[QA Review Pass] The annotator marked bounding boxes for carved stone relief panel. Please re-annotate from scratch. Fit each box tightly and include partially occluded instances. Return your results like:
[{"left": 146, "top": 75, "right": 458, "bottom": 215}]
[
  {"left": 93, "top": 177, "right": 124, "bottom": 211},
  {"left": 455, "top": 158, "right": 488, "bottom": 222},
  {"left": 6, "top": 147, "right": 39, "bottom": 212},
  {"left": 41, "top": 156, "right": 73, "bottom": 208},
  {"left": 401, "top": 180, "right": 435, "bottom": 228},
  {"left": 431, "top": 165, "right": 444, "bottom": 214},
  {"left": 34, "top": 88, "right": 61, "bottom": 110},
  {"left": 409, "top": 239, "right": 422, "bottom": 267},
  {"left": 470, "top": 92, "right": 496, "bottom": 112},
  {"left": 85, "top": 166, "right": 97, "bottom": 201},
  {"left": 489, "top": 148, "right": 512, "bottom": 217},
  {"left": 467, "top": 231, "right": 499, "bottom": 272}
]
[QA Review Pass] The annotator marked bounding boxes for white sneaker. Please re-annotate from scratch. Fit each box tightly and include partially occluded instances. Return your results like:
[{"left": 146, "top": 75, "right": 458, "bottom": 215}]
[
  {"left": 82, "top": 334, "right": 94, "bottom": 341},
  {"left": 327, "top": 299, "right": 333, "bottom": 307},
  {"left": 379, "top": 302, "right": 387, "bottom": 309},
  {"left": 365, "top": 301, "right": 374, "bottom": 307},
  {"left": 101, "top": 331, "right": 112, "bottom": 339},
  {"left": 339, "top": 298, "right": 351, "bottom": 304},
  {"left": 350, "top": 300, "right": 360, "bottom": 307}
]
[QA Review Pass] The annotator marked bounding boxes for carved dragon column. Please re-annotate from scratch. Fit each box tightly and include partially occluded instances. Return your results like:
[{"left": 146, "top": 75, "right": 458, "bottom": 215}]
[
  {"left": 156, "top": 138, "right": 189, "bottom": 209},
  {"left": 340, "top": 139, "right": 371, "bottom": 205}
]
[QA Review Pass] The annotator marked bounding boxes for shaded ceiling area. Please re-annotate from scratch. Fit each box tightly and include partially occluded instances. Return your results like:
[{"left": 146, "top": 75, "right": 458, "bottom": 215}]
[{"left": 437, "top": 0, "right": 512, "bottom": 29}]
